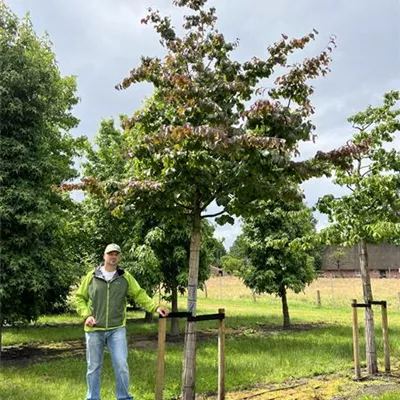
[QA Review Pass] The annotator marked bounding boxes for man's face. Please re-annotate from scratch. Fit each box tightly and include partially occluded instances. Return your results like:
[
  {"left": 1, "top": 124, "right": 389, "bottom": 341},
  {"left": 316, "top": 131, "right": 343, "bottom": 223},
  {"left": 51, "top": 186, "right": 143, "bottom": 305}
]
[{"left": 104, "top": 251, "right": 120, "bottom": 266}]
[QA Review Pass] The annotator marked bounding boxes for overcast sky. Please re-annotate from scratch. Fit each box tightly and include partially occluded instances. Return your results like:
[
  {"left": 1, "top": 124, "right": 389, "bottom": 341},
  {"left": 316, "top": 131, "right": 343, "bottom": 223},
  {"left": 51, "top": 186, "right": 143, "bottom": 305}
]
[{"left": 7, "top": 0, "right": 400, "bottom": 249}]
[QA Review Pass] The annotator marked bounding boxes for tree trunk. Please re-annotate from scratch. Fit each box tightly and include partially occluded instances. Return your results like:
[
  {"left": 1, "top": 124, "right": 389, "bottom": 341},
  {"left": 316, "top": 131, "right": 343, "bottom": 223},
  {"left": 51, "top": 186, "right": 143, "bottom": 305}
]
[
  {"left": 0, "top": 319, "right": 3, "bottom": 357},
  {"left": 337, "top": 261, "right": 344, "bottom": 278},
  {"left": 170, "top": 281, "right": 179, "bottom": 336},
  {"left": 279, "top": 285, "right": 290, "bottom": 329},
  {"left": 144, "top": 311, "right": 153, "bottom": 322},
  {"left": 182, "top": 210, "right": 201, "bottom": 400},
  {"left": 359, "top": 239, "right": 378, "bottom": 374}
]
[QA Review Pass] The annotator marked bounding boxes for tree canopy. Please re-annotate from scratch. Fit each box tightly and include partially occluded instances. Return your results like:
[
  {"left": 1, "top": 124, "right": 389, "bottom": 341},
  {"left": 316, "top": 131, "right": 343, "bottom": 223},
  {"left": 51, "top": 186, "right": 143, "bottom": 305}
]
[
  {"left": 240, "top": 199, "right": 320, "bottom": 327},
  {"left": 0, "top": 4, "right": 83, "bottom": 347}
]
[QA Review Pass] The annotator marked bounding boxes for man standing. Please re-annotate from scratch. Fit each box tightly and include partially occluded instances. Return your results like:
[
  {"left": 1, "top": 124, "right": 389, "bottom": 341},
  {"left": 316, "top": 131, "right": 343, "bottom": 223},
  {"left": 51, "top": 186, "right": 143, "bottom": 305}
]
[{"left": 75, "top": 243, "right": 169, "bottom": 400}]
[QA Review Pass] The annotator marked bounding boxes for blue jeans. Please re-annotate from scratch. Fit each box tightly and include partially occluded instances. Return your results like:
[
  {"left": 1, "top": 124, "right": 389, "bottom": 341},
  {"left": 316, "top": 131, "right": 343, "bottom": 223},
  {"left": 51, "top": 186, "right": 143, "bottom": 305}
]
[{"left": 85, "top": 327, "right": 134, "bottom": 400}]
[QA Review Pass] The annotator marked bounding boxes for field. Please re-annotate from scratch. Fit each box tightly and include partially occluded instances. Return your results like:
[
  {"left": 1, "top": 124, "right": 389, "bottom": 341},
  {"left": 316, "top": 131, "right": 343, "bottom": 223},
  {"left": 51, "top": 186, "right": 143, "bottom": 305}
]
[{"left": 2, "top": 276, "right": 400, "bottom": 399}]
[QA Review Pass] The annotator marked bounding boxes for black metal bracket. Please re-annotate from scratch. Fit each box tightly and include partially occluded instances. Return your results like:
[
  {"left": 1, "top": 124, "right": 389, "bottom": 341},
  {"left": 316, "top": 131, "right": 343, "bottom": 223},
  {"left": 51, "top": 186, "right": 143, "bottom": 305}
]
[
  {"left": 188, "top": 313, "right": 225, "bottom": 322},
  {"left": 160, "top": 312, "right": 225, "bottom": 321},
  {"left": 351, "top": 303, "right": 371, "bottom": 308},
  {"left": 160, "top": 312, "right": 192, "bottom": 319},
  {"left": 369, "top": 300, "right": 387, "bottom": 308},
  {"left": 351, "top": 300, "right": 388, "bottom": 308}
]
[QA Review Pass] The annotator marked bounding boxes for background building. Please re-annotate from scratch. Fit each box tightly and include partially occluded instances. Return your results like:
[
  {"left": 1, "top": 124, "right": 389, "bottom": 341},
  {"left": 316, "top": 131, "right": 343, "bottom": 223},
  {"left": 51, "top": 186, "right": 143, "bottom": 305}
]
[{"left": 322, "top": 244, "right": 400, "bottom": 278}]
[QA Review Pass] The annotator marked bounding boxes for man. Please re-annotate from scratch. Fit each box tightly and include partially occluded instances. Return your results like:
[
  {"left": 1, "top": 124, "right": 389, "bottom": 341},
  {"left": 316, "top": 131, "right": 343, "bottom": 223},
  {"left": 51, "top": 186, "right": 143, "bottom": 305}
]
[{"left": 75, "top": 243, "right": 169, "bottom": 400}]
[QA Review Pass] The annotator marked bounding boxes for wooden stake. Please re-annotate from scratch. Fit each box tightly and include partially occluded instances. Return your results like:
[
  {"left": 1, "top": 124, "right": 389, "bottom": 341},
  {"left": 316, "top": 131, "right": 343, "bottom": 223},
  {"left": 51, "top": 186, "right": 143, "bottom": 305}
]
[
  {"left": 218, "top": 308, "right": 225, "bottom": 400},
  {"left": 352, "top": 299, "right": 361, "bottom": 380},
  {"left": 317, "top": 290, "right": 321, "bottom": 307},
  {"left": 156, "top": 317, "right": 167, "bottom": 400},
  {"left": 381, "top": 301, "right": 390, "bottom": 373}
]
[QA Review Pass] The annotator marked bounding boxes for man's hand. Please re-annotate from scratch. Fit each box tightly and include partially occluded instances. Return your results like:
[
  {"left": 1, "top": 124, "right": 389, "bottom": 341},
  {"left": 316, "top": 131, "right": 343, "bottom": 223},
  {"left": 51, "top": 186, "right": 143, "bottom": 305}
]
[
  {"left": 85, "top": 316, "right": 97, "bottom": 327},
  {"left": 156, "top": 306, "right": 170, "bottom": 317}
]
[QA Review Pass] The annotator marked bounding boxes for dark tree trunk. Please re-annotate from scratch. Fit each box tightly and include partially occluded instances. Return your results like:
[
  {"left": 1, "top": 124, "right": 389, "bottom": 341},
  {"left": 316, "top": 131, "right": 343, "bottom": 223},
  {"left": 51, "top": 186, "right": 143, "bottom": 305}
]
[
  {"left": 337, "top": 261, "right": 344, "bottom": 278},
  {"left": 279, "top": 285, "right": 290, "bottom": 329},
  {"left": 170, "top": 281, "right": 179, "bottom": 336},
  {"left": 358, "top": 240, "right": 378, "bottom": 374},
  {"left": 144, "top": 311, "right": 153, "bottom": 322},
  {"left": 0, "top": 319, "right": 3, "bottom": 358}
]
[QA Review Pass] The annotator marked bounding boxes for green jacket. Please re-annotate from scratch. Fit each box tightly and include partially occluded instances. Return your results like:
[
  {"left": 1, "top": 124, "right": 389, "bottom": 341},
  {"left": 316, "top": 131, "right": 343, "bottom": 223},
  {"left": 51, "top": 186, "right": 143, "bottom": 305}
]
[{"left": 75, "top": 265, "right": 157, "bottom": 332}]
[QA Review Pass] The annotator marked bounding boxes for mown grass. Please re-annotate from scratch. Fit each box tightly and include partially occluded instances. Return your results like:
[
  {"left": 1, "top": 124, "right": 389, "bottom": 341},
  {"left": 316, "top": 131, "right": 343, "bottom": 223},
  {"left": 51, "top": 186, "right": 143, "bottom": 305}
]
[{"left": 2, "top": 276, "right": 400, "bottom": 400}]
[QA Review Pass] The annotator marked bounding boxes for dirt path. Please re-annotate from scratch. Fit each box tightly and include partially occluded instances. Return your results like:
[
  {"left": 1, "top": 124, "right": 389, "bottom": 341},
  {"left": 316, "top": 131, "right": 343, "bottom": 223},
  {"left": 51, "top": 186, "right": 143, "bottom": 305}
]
[{"left": 0, "top": 330, "right": 217, "bottom": 367}]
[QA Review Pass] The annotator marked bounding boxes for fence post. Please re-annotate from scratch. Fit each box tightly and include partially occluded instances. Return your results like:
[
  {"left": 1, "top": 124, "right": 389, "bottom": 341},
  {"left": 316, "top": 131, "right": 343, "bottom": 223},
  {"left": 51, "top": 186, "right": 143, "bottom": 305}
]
[
  {"left": 218, "top": 308, "right": 226, "bottom": 400},
  {"left": 381, "top": 301, "right": 390, "bottom": 373},
  {"left": 317, "top": 290, "right": 321, "bottom": 307},
  {"left": 352, "top": 299, "right": 361, "bottom": 380},
  {"left": 155, "top": 317, "right": 167, "bottom": 400}
]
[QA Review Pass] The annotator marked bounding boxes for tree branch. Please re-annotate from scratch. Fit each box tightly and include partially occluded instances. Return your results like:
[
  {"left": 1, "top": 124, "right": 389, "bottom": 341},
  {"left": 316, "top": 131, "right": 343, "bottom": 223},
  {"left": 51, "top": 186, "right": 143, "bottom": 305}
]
[
  {"left": 175, "top": 200, "right": 193, "bottom": 211},
  {"left": 361, "top": 168, "right": 373, "bottom": 178},
  {"left": 201, "top": 210, "right": 226, "bottom": 219},
  {"left": 352, "top": 122, "right": 373, "bottom": 132}
]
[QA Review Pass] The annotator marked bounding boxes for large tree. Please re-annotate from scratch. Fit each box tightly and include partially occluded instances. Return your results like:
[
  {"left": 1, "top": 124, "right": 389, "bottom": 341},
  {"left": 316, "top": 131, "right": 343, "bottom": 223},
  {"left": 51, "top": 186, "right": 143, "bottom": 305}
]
[
  {"left": 63, "top": 1, "right": 367, "bottom": 397},
  {"left": 317, "top": 91, "right": 400, "bottom": 374},
  {"left": 240, "top": 200, "right": 319, "bottom": 328},
  {"left": 0, "top": 5, "right": 82, "bottom": 350}
]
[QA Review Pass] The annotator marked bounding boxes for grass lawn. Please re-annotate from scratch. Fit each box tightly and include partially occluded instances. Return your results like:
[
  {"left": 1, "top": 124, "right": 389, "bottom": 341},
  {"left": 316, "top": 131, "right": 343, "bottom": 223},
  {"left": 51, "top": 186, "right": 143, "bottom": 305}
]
[{"left": 1, "top": 277, "right": 400, "bottom": 399}]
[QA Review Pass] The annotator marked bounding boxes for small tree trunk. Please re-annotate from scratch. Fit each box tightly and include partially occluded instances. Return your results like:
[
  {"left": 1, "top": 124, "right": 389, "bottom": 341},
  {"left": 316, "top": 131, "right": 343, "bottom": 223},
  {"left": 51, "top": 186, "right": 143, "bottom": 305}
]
[
  {"left": 0, "top": 318, "right": 3, "bottom": 356},
  {"left": 359, "top": 239, "right": 378, "bottom": 374},
  {"left": 337, "top": 261, "right": 344, "bottom": 278},
  {"left": 170, "top": 281, "right": 179, "bottom": 336},
  {"left": 182, "top": 209, "right": 201, "bottom": 400},
  {"left": 144, "top": 311, "right": 153, "bottom": 322},
  {"left": 279, "top": 285, "right": 290, "bottom": 329}
]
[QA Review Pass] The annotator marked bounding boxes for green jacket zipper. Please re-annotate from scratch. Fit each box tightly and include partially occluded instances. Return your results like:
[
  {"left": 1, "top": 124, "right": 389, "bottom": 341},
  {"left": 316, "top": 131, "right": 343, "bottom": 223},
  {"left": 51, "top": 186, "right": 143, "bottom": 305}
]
[{"left": 106, "top": 281, "right": 110, "bottom": 329}]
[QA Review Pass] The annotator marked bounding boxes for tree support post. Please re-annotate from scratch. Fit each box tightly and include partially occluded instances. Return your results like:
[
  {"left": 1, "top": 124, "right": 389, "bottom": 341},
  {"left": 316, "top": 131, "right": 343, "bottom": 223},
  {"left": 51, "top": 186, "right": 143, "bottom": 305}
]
[
  {"left": 369, "top": 300, "right": 391, "bottom": 373},
  {"left": 155, "top": 316, "right": 167, "bottom": 400},
  {"left": 381, "top": 301, "right": 390, "bottom": 373},
  {"left": 218, "top": 308, "right": 226, "bottom": 400},
  {"left": 351, "top": 299, "right": 361, "bottom": 380},
  {"left": 156, "top": 311, "right": 226, "bottom": 400}
]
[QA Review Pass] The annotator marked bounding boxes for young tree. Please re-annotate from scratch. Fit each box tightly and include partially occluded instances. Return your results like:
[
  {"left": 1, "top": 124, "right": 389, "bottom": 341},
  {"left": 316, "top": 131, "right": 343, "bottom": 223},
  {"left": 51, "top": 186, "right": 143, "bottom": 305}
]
[
  {"left": 240, "top": 200, "right": 319, "bottom": 328},
  {"left": 229, "top": 234, "right": 247, "bottom": 261},
  {"left": 220, "top": 255, "right": 244, "bottom": 276},
  {"left": 141, "top": 220, "right": 217, "bottom": 334},
  {"left": 0, "top": 5, "right": 82, "bottom": 350},
  {"left": 328, "top": 246, "right": 349, "bottom": 277},
  {"left": 317, "top": 91, "right": 400, "bottom": 374},
  {"left": 220, "top": 234, "right": 247, "bottom": 275},
  {"left": 63, "top": 1, "right": 367, "bottom": 396}
]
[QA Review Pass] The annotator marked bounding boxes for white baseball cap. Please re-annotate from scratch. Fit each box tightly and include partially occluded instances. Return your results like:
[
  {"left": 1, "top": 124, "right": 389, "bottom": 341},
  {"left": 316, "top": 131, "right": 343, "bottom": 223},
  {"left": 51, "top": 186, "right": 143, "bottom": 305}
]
[{"left": 104, "top": 243, "right": 121, "bottom": 254}]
